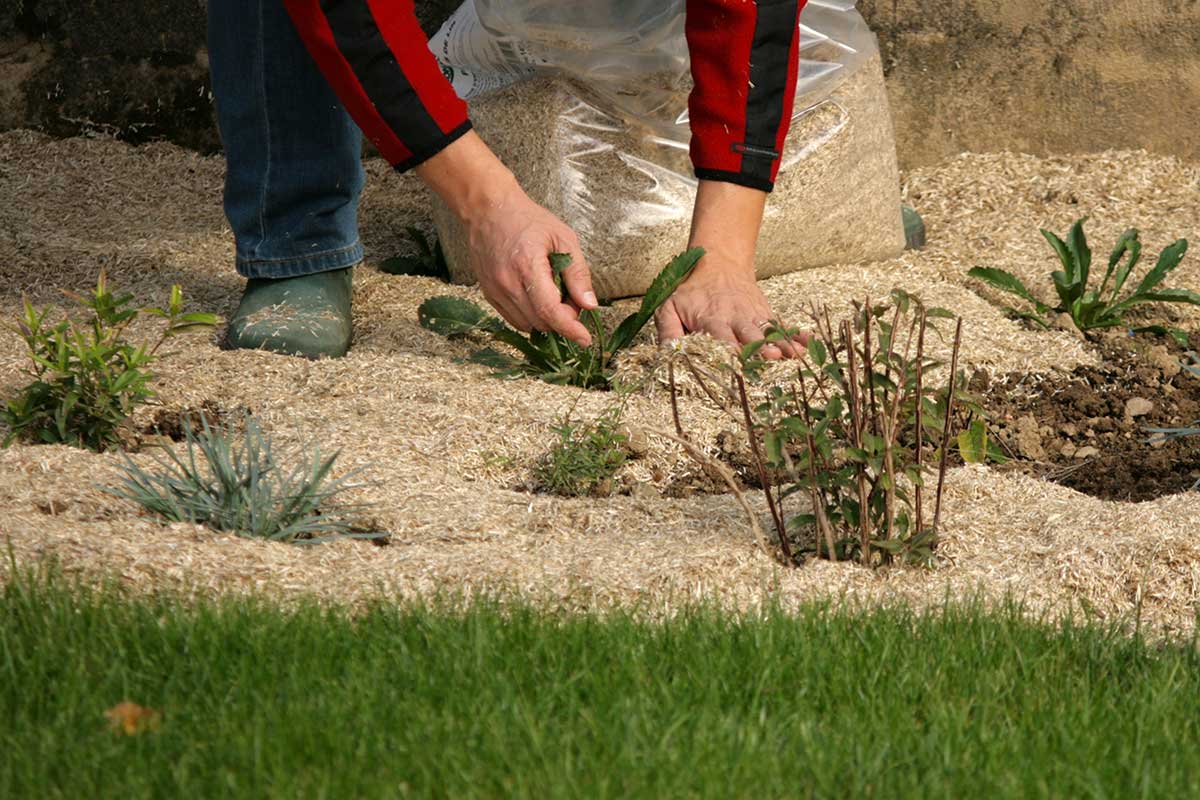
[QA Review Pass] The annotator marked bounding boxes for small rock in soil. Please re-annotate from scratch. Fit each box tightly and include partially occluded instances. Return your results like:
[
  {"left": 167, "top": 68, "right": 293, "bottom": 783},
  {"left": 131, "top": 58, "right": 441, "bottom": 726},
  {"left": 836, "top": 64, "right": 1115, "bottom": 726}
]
[
  {"left": 1013, "top": 415, "right": 1047, "bottom": 460},
  {"left": 1074, "top": 446, "right": 1100, "bottom": 459},
  {"left": 1145, "top": 345, "right": 1182, "bottom": 380},
  {"left": 1124, "top": 397, "right": 1154, "bottom": 419},
  {"left": 1061, "top": 442, "right": 1077, "bottom": 458},
  {"left": 618, "top": 425, "right": 650, "bottom": 457}
]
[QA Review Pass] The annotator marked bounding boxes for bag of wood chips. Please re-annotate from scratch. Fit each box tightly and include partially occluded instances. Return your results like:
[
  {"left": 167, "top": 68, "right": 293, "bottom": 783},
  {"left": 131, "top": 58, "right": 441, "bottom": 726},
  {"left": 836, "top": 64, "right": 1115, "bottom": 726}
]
[{"left": 428, "top": 0, "right": 906, "bottom": 300}]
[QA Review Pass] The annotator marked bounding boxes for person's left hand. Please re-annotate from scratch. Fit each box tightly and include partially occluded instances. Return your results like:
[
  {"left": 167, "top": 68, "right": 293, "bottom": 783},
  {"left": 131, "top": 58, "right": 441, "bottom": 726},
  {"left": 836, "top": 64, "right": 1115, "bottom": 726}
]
[{"left": 654, "top": 253, "right": 809, "bottom": 359}]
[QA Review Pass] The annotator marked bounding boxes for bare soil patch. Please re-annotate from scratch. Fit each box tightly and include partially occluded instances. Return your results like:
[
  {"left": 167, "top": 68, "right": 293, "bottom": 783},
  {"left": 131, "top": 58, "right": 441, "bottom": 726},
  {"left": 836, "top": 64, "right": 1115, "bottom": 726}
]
[{"left": 980, "top": 334, "right": 1200, "bottom": 502}]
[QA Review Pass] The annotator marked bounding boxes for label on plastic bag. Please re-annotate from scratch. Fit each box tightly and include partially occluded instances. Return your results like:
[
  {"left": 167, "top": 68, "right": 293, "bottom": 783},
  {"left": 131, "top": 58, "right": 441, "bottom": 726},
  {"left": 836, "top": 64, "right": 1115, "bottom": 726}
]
[{"left": 428, "top": 1, "right": 549, "bottom": 100}]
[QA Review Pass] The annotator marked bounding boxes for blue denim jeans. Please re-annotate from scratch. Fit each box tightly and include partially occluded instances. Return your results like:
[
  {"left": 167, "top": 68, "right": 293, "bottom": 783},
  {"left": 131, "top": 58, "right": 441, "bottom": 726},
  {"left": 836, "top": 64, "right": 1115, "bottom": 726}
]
[{"left": 207, "top": 0, "right": 367, "bottom": 279}]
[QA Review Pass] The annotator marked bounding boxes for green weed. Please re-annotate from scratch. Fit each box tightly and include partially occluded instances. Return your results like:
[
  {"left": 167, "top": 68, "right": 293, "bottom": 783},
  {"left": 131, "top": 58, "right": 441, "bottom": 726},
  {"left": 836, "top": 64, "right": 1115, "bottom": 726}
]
[
  {"left": 969, "top": 218, "right": 1197, "bottom": 343},
  {"left": 419, "top": 248, "right": 704, "bottom": 389},
  {"left": 533, "top": 406, "right": 629, "bottom": 497}
]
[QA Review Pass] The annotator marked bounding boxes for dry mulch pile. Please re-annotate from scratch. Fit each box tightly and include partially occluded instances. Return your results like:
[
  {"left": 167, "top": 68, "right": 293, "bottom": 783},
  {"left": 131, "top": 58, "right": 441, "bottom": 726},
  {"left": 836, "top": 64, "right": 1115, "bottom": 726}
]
[{"left": 2, "top": 130, "right": 1200, "bottom": 633}]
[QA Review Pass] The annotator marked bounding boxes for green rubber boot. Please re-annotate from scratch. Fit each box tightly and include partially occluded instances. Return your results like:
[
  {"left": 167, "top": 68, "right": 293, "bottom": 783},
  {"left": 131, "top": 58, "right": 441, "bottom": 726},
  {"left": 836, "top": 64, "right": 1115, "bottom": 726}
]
[
  {"left": 902, "top": 204, "right": 927, "bottom": 250},
  {"left": 224, "top": 267, "right": 354, "bottom": 359}
]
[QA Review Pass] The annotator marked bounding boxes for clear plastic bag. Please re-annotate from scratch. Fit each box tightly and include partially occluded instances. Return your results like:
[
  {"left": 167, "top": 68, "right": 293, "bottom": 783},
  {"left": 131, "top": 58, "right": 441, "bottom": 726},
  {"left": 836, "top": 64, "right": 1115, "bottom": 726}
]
[{"left": 429, "top": 1, "right": 905, "bottom": 299}]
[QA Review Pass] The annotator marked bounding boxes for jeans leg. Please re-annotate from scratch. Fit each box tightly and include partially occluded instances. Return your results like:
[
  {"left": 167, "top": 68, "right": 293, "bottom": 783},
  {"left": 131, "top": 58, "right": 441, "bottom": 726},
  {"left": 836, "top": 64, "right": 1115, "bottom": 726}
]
[{"left": 207, "top": 0, "right": 367, "bottom": 279}]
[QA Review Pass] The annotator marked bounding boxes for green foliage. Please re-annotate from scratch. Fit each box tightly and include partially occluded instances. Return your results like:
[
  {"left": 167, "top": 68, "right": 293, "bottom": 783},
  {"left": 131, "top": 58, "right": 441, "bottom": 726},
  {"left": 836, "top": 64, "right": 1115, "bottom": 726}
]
[
  {"left": 533, "top": 406, "right": 629, "bottom": 497},
  {"left": 379, "top": 227, "right": 451, "bottom": 280},
  {"left": 1, "top": 273, "right": 219, "bottom": 451},
  {"left": 101, "top": 411, "right": 378, "bottom": 544},
  {"left": 419, "top": 248, "right": 704, "bottom": 389},
  {"left": 957, "top": 419, "right": 990, "bottom": 463},
  {"left": 688, "top": 290, "right": 971, "bottom": 566},
  {"left": 968, "top": 219, "right": 1197, "bottom": 343}
]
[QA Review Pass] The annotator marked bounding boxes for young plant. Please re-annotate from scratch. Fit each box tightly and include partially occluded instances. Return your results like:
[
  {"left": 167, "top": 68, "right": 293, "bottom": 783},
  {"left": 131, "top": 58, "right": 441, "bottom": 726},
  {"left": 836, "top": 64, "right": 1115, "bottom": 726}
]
[
  {"left": 968, "top": 219, "right": 1197, "bottom": 343},
  {"left": 667, "top": 291, "right": 965, "bottom": 567},
  {"left": 2, "top": 273, "right": 219, "bottom": 451},
  {"left": 533, "top": 405, "right": 629, "bottom": 497},
  {"left": 379, "top": 227, "right": 451, "bottom": 280},
  {"left": 419, "top": 247, "right": 704, "bottom": 389},
  {"left": 102, "top": 411, "right": 378, "bottom": 544}
]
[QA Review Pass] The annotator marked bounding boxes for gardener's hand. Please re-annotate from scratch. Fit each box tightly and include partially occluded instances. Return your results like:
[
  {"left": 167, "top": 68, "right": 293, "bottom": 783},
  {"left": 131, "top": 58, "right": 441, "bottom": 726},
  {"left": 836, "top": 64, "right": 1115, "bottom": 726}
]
[
  {"left": 415, "top": 132, "right": 598, "bottom": 346},
  {"left": 656, "top": 254, "right": 808, "bottom": 359},
  {"left": 658, "top": 180, "right": 808, "bottom": 359}
]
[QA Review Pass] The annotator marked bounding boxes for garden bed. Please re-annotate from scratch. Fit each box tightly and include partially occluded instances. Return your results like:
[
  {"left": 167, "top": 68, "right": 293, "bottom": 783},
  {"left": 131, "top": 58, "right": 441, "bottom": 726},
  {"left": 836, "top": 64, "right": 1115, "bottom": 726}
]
[{"left": 1, "top": 131, "right": 1199, "bottom": 632}]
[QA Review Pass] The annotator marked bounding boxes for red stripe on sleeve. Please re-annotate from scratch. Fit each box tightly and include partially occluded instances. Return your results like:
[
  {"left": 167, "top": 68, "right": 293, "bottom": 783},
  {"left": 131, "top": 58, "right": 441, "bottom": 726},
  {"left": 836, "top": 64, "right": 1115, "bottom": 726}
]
[
  {"left": 364, "top": 0, "right": 468, "bottom": 134},
  {"left": 283, "top": 0, "right": 414, "bottom": 164}
]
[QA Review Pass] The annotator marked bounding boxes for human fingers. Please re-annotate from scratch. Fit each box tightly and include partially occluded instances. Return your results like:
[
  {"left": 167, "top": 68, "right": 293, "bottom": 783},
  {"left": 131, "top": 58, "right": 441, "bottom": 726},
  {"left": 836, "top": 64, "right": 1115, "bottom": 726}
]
[
  {"left": 734, "top": 319, "right": 783, "bottom": 360},
  {"left": 556, "top": 234, "right": 599, "bottom": 311},
  {"left": 518, "top": 255, "right": 593, "bottom": 346},
  {"left": 654, "top": 300, "right": 686, "bottom": 344},
  {"left": 480, "top": 279, "right": 536, "bottom": 333}
]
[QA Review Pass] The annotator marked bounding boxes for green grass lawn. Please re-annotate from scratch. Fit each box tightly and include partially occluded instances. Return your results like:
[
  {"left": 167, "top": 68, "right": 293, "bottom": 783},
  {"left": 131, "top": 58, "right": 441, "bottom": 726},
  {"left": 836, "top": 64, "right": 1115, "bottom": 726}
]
[{"left": 3, "top": 572, "right": 1200, "bottom": 799}]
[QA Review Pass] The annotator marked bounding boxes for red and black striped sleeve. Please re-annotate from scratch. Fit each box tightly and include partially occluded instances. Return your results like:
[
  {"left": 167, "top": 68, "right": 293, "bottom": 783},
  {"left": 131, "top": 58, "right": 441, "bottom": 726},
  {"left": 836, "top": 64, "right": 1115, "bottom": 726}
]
[
  {"left": 685, "top": 0, "right": 806, "bottom": 192},
  {"left": 282, "top": 0, "right": 471, "bottom": 172}
]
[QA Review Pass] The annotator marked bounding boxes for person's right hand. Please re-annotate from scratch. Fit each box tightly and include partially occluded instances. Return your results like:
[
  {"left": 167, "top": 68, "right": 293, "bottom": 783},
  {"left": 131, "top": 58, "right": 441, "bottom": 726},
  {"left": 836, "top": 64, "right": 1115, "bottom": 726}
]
[
  {"left": 462, "top": 183, "right": 598, "bottom": 347},
  {"left": 415, "top": 131, "right": 598, "bottom": 347}
]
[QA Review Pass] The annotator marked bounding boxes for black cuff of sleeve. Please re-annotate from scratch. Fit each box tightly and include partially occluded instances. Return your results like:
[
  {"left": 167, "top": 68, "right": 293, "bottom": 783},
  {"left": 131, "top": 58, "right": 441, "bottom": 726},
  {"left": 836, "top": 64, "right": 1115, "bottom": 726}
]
[
  {"left": 393, "top": 119, "right": 474, "bottom": 173},
  {"left": 694, "top": 168, "right": 775, "bottom": 193}
]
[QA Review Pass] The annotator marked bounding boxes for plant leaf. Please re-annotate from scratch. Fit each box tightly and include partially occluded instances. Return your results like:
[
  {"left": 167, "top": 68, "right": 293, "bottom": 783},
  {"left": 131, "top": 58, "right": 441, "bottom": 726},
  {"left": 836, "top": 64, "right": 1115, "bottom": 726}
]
[
  {"left": 1131, "top": 238, "right": 1189, "bottom": 298},
  {"left": 1064, "top": 218, "right": 1092, "bottom": 288},
  {"left": 1100, "top": 228, "right": 1139, "bottom": 299},
  {"left": 417, "top": 296, "right": 503, "bottom": 337},
  {"left": 1112, "top": 288, "right": 1200, "bottom": 314},
  {"left": 379, "top": 255, "right": 436, "bottom": 276},
  {"left": 607, "top": 247, "right": 705, "bottom": 356},
  {"left": 967, "top": 267, "right": 1051, "bottom": 314},
  {"left": 957, "top": 419, "right": 989, "bottom": 464},
  {"left": 1041, "top": 228, "right": 1076, "bottom": 283},
  {"left": 468, "top": 348, "right": 520, "bottom": 371},
  {"left": 1131, "top": 325, "right": 1191, "bottom": 348}
]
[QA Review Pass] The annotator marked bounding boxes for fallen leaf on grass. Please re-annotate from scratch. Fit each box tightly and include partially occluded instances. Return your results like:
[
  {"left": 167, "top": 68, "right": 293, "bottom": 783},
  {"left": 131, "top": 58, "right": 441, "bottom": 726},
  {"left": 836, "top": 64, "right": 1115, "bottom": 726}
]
[{"left": 104, "top": 701, "right": 162, "bottom": 735}]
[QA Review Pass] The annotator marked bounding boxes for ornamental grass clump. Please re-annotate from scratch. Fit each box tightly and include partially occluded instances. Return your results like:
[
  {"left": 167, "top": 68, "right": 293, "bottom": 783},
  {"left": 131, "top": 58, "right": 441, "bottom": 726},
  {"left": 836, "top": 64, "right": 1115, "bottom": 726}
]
[
  {"left": 665, "top": 291, "right": 965, "bottom": 567},
  {"left": 969, "top": 218, "right": 1197, "bottom": 343},
  {"left": 102, "top": 411, "right": 378, "bottom": 544},
  {"left": 419, "top": 248, "right": 704, "bottom": 389},
  {"left": 1, "top": 272, "right": 219, "bottom": 451}
]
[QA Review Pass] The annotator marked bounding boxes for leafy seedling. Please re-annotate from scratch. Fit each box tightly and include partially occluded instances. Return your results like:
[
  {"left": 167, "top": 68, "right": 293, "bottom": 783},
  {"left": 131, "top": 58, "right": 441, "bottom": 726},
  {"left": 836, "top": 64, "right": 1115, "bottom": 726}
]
[
  {"left": 968, "top": 218, "right": 1197, "bottom": 343},
  {"left": 379, "top": 227, "right": 451, "bottom": 280},
  {"left": 533, "top": 408, "right": 629, "bottom": 497},
  {"left": 2, "top": 273, "right": 219, "bottom": 451},
  {"left": 419, "top": 247, "right": 704, "bottom": 389}
]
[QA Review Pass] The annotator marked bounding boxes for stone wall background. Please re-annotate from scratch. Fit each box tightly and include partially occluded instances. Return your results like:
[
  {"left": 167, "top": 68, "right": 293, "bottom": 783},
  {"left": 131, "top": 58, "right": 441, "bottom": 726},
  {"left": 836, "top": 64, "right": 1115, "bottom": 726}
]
[{"left": 2, "top": 0, "right": 1197, "bottom": 168}]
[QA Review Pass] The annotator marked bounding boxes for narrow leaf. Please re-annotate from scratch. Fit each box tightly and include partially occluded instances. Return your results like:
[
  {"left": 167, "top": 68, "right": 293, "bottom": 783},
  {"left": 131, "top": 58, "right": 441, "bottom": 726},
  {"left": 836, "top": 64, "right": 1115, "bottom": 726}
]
[
  {"left": 967, "top": 267, "right": 1051, "bottom": 314},
  {"left": 607, "top": 248, "right": 705, "bottom": 355}
]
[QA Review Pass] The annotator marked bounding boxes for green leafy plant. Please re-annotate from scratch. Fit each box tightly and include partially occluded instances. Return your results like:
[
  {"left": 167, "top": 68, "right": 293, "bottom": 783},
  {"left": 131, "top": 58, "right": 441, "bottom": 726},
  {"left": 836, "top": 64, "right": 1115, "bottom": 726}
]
[
  {"left": 102, "top": 411, "right": 379, "bottom": 544},
  {"left": 667, "top": 291, "right": 967, "bottom": 567},
  {"left": 379, "top": 227, "right": 451, "bottom": 280},
  {"left": 968, "top": 219, "right": 1197, "bottom": 343},
  {"left": 533, "top": 405, "right": 629, "bottom": 497},
  {"left": 419, "top": 248, "right": 704, "bottom": 389},
  {"left": 2, "top": 273, "right": 219, "bottom": 451}
]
